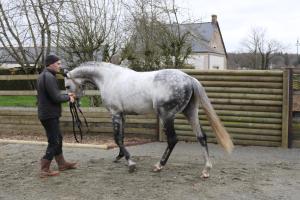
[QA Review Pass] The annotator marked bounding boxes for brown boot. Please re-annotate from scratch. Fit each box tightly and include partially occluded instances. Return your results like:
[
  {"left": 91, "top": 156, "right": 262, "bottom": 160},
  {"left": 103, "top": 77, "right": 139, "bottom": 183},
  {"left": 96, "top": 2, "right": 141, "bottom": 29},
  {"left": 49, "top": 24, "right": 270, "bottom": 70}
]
[
  {"left": 40, "top": 159, "right": 60, "bottom": 178},
  {"left": 55, "top": 154, "right": 77, "bottom": 171}
]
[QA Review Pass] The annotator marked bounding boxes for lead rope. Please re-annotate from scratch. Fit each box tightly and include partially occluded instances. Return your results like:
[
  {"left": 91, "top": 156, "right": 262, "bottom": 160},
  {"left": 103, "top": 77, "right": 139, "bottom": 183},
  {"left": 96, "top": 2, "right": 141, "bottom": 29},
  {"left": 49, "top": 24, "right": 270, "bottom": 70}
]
[{"left": 69, "top": 101, "right": 89, "bottom": 143}]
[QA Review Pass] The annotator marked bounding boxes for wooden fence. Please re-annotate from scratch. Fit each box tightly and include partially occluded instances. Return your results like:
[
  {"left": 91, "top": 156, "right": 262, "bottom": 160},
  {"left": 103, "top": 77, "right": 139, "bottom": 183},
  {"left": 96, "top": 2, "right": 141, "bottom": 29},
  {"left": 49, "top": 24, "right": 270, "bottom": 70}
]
[
  {"left": 0, "top": 69, "right": 291, "bottom": 147},
  {"left": 172, "top": 69, "right": 289, "bottom": 147},
  {"left": 0, "top": 107, "right": 158, "bottom": 140}
]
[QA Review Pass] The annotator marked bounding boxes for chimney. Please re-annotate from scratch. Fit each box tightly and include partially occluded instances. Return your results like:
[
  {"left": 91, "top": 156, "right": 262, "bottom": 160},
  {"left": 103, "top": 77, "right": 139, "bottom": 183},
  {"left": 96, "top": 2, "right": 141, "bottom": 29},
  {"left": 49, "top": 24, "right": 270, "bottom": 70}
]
[{"left": 211, "top": 14, "right": 217, "bottom": 24}]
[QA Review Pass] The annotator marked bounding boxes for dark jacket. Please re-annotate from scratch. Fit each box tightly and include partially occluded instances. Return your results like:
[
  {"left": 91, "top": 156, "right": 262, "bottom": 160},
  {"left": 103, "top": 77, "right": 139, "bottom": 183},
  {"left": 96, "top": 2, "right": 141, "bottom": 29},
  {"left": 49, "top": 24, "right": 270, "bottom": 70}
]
[{"left": 37, "top": 68, "right": 70, "bottom": 120}]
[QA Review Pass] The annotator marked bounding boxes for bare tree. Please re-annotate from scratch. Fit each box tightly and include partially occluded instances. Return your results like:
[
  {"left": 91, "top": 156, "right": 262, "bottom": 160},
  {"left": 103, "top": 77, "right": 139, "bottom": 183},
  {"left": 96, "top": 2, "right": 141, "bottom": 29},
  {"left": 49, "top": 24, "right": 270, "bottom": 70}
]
[
  {"left": 121, "top": 0, "right": 163, "bottom": 70},
  {"left": 121, "top": 0, "right": 192, "bottom": 71},
  {"left": 55, "top": 0, "right": 123, "bottom": 67},
  {"left": 158, "top": 0, "right": 192, "bottom": 68},
  {"left": 242, "top": 27, "right": 284, "bottom": 70},
  {"left": 0, "top": 0, "right": 64, "bottom": 74}
]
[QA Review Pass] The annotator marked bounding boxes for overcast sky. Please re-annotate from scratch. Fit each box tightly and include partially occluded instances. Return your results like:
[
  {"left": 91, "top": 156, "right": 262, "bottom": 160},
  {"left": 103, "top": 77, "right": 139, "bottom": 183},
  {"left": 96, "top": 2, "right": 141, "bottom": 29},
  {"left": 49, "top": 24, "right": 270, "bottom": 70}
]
[{"left": 176, "top": 0, "right": 299, "bottom": 53}]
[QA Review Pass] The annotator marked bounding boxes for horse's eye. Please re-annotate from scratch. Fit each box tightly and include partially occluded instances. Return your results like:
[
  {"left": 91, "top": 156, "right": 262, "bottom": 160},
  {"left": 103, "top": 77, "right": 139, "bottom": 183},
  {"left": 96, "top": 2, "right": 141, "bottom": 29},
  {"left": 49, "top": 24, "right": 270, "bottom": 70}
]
[{"left": 65, "top": 86, "right": 71, "bottom": 89}]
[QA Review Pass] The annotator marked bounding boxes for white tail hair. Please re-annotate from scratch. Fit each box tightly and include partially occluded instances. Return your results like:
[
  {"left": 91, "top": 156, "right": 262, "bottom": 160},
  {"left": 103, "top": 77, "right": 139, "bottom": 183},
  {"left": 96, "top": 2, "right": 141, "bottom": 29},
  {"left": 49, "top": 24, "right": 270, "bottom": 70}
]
[{"left": 192, "top": 78, "right": 234, "bottom": 153}]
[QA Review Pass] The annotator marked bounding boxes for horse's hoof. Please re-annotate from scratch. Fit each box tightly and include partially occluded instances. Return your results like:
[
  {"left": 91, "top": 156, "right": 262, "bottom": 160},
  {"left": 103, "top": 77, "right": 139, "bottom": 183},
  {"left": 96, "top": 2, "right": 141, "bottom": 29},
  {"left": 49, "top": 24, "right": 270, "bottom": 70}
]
[
  {"left": 113, "top": 155, "right": 124, "bottom": 163},
  {"left": 201, "top": 170, "right": 210, "bottom": 179},
  {"left": 153, "top": 162, "right": 163, "bottom": 172},
  {"left": 128, "top": 164, "right": 136, "bottom": 173},
  {"left": 128, "top": 160, "right": 136, "bottom": 173}
]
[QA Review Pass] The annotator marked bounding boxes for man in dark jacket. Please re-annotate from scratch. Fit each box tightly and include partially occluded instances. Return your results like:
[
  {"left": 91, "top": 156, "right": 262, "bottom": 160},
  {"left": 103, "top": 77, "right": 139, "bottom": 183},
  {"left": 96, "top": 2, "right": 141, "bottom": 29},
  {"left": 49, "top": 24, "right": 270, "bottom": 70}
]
[{"left": 37, "top": 54, "right": 77, "bottom": 178}]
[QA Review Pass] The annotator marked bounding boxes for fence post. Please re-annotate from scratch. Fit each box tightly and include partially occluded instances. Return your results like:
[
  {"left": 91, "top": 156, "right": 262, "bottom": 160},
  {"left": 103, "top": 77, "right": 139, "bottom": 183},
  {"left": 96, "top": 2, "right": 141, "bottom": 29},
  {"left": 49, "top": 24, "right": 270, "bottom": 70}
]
[{"left": 282, "top": 67, "right": 293, "bottom": 148}]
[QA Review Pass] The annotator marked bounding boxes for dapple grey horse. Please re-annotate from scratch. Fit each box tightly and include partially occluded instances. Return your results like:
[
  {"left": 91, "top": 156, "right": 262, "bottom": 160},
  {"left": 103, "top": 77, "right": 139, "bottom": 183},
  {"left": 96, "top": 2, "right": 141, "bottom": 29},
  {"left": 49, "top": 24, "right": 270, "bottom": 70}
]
[{"left": 64, "top": 61, "right": 233, "bottom": 178}]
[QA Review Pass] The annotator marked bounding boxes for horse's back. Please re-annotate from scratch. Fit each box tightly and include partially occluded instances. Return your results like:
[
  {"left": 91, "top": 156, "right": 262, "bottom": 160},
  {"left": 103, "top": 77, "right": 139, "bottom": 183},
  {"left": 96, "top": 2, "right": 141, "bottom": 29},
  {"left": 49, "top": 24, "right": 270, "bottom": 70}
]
[{"left": 101, "top": 67, "right": 194, "bottom": 117}]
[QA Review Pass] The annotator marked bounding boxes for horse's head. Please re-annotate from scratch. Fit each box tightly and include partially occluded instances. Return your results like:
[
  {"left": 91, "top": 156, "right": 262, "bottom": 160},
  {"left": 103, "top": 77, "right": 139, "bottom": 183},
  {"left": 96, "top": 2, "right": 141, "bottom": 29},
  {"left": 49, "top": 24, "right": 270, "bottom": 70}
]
[{"left": 63, "top": 70, "right": 85, "bottom": 99}]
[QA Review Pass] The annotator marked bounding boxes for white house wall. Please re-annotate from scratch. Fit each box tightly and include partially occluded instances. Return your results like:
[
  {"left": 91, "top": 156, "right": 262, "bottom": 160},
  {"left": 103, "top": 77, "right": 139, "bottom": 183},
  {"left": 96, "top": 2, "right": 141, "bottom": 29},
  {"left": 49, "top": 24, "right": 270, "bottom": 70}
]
[
  {"left": 209, "top": 54, "right": 226, "bottom": 70},
  {"left": 186, "top": 54, "right": 208, "bottom": 70},
  {"left": 187, "top": 53, "right": 226, "bottom": 70}
]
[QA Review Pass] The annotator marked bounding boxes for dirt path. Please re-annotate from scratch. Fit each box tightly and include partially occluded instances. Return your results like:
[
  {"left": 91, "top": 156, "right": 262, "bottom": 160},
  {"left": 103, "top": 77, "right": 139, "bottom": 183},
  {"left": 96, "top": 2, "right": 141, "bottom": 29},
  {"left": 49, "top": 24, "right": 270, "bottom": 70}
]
[{"left": 1, "top": 142, "right": 300, "bottom": 200}]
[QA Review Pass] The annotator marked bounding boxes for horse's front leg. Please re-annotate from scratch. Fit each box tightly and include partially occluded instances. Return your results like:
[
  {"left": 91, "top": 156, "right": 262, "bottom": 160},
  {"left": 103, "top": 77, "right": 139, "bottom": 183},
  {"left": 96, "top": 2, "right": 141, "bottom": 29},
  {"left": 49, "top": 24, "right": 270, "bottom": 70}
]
[{"left": 112, "top": 113, "right": 136, "bottom": 172}]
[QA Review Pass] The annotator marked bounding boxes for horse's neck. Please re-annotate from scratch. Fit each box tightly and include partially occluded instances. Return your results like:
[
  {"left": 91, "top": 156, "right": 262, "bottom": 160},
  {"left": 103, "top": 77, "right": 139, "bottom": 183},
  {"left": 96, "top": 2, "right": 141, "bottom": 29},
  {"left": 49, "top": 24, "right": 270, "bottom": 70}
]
[
  {"left": 71, "top": 64, "right": 126, "bottom": 86},
  {"left": 70, "top": 66, "right": 99, "bottom": 87}
]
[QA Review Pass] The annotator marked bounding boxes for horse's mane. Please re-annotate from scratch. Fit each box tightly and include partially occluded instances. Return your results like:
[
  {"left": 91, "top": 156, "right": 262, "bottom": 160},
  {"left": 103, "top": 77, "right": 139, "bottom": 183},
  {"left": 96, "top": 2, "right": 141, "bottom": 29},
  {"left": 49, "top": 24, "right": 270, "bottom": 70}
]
[
  {"left": 77, "top": 61, "right": 107, "bottom": 68},
  {"left": 76, "top": 61, "right": 133, "bottom": 73}
]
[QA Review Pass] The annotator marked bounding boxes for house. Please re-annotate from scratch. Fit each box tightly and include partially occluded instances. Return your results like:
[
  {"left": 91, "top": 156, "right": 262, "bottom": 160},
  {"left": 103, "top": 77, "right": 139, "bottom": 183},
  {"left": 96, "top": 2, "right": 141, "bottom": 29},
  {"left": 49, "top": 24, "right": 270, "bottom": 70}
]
[{"left": 182, "top": 15, "right": 227, "bottom": 70}]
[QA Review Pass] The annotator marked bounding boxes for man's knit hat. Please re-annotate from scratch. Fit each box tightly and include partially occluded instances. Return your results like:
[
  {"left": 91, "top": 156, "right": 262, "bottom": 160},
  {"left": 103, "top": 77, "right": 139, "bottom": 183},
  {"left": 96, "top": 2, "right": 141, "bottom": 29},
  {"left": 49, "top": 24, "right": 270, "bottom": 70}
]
[{"left": 45, "top": 54, "right": 60, "bottom": 66}]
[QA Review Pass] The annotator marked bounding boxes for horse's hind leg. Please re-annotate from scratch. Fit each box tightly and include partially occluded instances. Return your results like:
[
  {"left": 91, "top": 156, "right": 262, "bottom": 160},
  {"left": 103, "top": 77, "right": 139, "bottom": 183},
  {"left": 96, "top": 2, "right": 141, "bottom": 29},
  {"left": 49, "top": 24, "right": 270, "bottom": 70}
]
[
  {"left": 112, "top": 113, "right": 136, "bottom": 172},
  {"left": 153, "top": 118, "right": 178, "bottom": 172},
  {"left": 183, "top": 102, "right": 212, "bottom": 178}
]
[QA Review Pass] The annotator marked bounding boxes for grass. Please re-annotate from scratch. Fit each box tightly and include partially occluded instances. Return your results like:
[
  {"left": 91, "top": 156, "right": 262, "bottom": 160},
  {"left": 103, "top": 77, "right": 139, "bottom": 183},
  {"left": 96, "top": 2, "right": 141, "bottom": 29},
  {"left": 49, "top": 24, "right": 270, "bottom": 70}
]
[{"left": 0, "top": 96, "right": 92, "bottom": 107}]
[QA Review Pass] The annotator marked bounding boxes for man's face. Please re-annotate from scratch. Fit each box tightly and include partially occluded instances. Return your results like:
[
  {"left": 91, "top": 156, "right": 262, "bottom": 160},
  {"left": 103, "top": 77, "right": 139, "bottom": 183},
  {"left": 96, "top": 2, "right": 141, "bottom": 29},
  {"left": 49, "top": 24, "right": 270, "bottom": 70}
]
[{"left": 49, "top": 60, "right": 62, "bottom": 73}]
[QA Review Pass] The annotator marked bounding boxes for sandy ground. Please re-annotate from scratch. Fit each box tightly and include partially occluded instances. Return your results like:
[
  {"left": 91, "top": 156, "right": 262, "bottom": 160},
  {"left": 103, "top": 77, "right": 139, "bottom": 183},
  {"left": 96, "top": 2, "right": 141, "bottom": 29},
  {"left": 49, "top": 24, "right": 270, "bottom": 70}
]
[{"left": 0, "top": 141, "right": 300, "bottom": 200}]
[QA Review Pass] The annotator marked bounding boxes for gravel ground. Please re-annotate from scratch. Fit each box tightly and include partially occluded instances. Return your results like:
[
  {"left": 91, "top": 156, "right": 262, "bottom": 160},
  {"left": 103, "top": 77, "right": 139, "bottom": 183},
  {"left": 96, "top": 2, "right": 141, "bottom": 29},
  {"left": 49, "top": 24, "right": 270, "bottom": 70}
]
[{"left": 0, "top": 141, "right": 300, "bottom": 200}]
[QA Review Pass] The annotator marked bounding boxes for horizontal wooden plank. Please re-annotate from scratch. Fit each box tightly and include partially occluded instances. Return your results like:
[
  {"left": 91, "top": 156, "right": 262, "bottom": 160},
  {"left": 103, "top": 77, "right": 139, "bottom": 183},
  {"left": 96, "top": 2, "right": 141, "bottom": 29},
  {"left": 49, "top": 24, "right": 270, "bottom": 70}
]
[
  {"left": 210, "top": 104, "right": 282, "bottom": 112},
  {"left": 0, "top": 124, "right": 43, "bottom": 131},
  {"left": 0, "top": 70, "right": 283, "bottom": 81},
  {"left": 231, "top": 139, "right": 281, "bottom": 147},
  {"left": 210, "top": 98, "right": 282, "bottom": 106},
  {"left": 61, "top": 126, "right": 156, "bottom": 135},
  {"left": 197, "top": 110, "right": 282, "bottom": 118},
  {"left": 67, "top": 112, "right": 282, "bottom": 124},
  {"left": 0, "top": 123, "right": 157, "bottom": 135},
  {"left": 0, "top": 90, "right": 37, "bottom": 96},
  {"left": 0, "top": 106, "right": 156, "bottom": 118},
  {"left": 0, "top": 90, "right": 99, "bottom": 96},
  {"left": 205, "top": 87, "right": 283, "bottom": 94},
  {"left": 176, "top": 135, "right": 281, "bottom": 147},
  {"left": 207, "top": 93, "right": 282, "bottom": 101},
  {"left": 176, "top": 115, "right": 282, "bottom": 124},
  {"left": 193, "top": 75, "right": 283, "bottom": 82},
  {"left": 0, "top": 115, "right": 156, "bottom": 126},
  {"left": 176, "top": 126, "right": 281, "bottom": 136},
  {"left": 182, "top": 69, "right": 283, "bottom": 76},
  {"left": 0, "top": 89, "right": 285, "bottom": 98},
  {"left": 0, "top": 106, "right": 283, "bottom": 117},
  {"left": 0, "top": 74, "right": 38, "bottom": 80},
  {"left": 174, "top": 121, "right": 281, "bottom": 130},
  {"left": 176, "top": 130, "right": 281, "bottom": 141},
  {"left": 201, "top": 81, "right": 282, "bottom": 88}
]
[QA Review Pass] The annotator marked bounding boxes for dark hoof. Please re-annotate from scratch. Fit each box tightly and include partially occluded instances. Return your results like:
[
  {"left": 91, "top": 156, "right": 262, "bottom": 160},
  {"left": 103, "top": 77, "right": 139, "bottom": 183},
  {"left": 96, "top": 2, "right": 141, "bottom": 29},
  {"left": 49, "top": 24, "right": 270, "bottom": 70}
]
[
  {"left": 128, "top": 160, "right": 136, "bottom": 173},
  {"left": 128, "top": 164, "right": 136, "bottom": 173},
  {"left": 113, "top": 155, "right": 124, "bottom": 163}
]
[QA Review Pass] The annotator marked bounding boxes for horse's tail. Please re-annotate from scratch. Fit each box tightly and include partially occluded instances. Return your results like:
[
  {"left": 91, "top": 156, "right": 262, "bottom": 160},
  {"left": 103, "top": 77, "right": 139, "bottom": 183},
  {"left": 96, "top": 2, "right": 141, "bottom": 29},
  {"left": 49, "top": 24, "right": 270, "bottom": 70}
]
[{"left": 192, "top": 78, "right": 234, "bottom": 153}]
